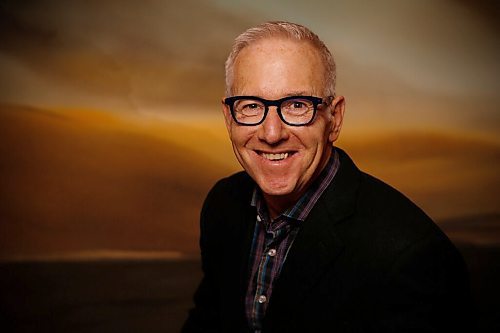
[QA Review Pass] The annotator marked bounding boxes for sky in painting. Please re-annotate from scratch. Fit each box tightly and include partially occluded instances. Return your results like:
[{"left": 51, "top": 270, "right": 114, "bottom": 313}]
[{"left": 0, "top": 0, "right": 498, "bottom": 135}]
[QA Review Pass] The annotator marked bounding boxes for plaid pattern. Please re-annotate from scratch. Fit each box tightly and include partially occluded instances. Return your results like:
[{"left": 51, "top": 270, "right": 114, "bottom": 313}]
[{"left": 245, "top": 149, "right": 340, "bottom": 331}]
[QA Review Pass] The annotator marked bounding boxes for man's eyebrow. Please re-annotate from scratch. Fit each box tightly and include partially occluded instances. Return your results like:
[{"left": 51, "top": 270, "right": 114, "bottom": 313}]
[
  {"left": 283, "top": 91, "right": 309, "bottom": 97},
  {"left": 242, "top": 91, "right": 312, "bottom": 99}
]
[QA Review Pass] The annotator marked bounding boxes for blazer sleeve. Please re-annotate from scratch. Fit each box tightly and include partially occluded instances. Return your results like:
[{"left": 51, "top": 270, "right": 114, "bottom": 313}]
[{"left": 181, "top": 183, "right": 223, "bottom": 333}]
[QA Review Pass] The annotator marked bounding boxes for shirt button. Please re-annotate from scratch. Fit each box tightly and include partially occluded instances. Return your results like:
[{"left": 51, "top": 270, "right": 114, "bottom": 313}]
[
  {"left": 267, "top": 249, "right": 277, "bottom": 257},
  {"left": 257, "top": 295, "right": 267, "bottom": 304}
]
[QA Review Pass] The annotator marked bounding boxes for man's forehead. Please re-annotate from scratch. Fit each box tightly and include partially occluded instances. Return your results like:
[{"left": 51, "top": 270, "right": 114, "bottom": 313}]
[
  {"left": 232, "top": 37, "right": 326, "bottom": 97},
  {"left": 234, "top": 37, "right": 324, "bottom": 76}
]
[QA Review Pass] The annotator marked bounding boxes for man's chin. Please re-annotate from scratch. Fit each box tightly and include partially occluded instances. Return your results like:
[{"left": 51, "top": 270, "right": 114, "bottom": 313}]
[{"left": 256, "top": 179, "right": 296, "bottom": 198}]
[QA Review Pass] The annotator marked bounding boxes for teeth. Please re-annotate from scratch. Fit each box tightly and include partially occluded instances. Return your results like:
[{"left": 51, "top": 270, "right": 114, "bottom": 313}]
[{"left": 262, "top": 152, "right": 289, "bottom": 161}]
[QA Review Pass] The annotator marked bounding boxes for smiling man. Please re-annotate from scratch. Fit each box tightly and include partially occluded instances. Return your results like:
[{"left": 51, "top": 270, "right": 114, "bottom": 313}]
[{"left": 182, "top": 21, "right": 473, "bottom": 333}]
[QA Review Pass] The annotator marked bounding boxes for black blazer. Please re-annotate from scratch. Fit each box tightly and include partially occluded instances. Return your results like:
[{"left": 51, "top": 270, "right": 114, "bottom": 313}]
[{"left": 183, "top": 148, "right": 474, "bottom": 332}]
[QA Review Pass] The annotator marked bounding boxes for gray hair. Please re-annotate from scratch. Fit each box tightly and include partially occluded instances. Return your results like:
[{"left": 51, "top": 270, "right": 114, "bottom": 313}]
[{"left": 224, "top": 21, "right": 336, "bottom": 97}]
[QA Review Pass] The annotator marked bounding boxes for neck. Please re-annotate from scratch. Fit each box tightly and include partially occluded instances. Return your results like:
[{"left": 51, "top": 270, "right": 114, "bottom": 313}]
[{"left": 263, "top": 193, "right": 297, "bottom": 220}]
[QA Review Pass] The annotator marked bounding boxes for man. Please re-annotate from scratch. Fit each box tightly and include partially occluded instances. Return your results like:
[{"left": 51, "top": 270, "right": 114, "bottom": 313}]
[{"left": 182, "top": 21, "right": 473, "bottom": 332}]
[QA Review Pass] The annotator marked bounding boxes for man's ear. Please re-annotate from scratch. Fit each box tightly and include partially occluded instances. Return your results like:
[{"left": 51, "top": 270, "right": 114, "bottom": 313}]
[
  {"left": 328, "top": 96, "right": 346, "bottom": 144},
  {"left": 221, "top": 98, "right": 233, "bottom": 133}
]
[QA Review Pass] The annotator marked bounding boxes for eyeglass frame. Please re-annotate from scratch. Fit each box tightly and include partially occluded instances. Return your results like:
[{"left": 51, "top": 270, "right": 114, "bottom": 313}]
[{"left": 223, "top": 95, "right": 334, "bottom": 126}]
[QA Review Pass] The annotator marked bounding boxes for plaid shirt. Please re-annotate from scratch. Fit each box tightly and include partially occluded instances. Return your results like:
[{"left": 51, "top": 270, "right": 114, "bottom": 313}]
[{"left": 245, "top": 149, "right": 340, "bottom": 332}]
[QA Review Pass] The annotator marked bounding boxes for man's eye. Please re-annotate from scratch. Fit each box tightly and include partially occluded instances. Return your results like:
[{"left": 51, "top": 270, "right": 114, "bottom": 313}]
[
  {"left": 237, "top": 102, "right": 263, "bottom": 116},
  {"left": 292, "top": 102, "right": 307, "bottom": 109},
  {"left": 244, "top": 103, "right": 260, "bottom": 109},
  {"left": 283, "top": 99, "right": 310, "bottom": 111}
]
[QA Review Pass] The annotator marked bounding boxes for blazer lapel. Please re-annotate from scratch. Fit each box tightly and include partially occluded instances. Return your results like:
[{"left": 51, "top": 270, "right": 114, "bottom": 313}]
[{"left": 238, "top": 202, "right": 257, "bottom": 295}]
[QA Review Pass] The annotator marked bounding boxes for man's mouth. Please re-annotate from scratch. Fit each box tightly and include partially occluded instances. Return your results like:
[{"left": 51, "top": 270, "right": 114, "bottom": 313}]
[{"left": 258, "top": 151, "right": 295, "bottom": 161}]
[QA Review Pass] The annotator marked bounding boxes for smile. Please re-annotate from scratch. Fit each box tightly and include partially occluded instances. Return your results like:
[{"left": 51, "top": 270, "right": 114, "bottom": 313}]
[
  {"left": 262, "top": 152, "right": 289, "bottom": 161},
  {"left": 257, "top": 151, "right": 296, "bottom": 162}
]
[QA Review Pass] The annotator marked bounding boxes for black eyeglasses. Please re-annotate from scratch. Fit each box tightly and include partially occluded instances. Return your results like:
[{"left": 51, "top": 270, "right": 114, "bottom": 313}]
[{"left": 224, "top": 95, "right": 332, "bottom": 126}]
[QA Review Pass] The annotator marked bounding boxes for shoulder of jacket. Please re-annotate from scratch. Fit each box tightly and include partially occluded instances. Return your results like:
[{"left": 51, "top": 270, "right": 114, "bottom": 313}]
[{"left": 204, "top": 171, "right": 254, "bottom": 208}]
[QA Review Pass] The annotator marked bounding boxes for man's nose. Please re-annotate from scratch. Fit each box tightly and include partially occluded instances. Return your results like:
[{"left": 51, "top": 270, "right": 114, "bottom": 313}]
[{"left": 257, "top": 107, "right": 289, "bottom": 144}]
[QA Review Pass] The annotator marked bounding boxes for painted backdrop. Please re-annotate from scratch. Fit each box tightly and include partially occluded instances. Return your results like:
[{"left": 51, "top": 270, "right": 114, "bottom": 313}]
[{"left": 1, "top": 0, "right": 498, "bottom": 260}]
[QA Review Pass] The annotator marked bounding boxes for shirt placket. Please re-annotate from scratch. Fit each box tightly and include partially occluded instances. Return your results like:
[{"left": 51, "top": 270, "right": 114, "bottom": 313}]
[{"left": 252, "top": 218, "right": 290, "bottom": 328}]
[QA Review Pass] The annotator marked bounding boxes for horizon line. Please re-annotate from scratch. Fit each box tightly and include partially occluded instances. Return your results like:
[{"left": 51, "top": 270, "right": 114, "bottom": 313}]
[{"left": 0, "top": 250, "right": 200, "bottom": 263}]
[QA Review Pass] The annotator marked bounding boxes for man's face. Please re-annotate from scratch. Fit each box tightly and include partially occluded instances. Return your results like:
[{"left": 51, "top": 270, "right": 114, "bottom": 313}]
[{"left": 222, "top": 37, "right": 344, "bottom": 206}]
